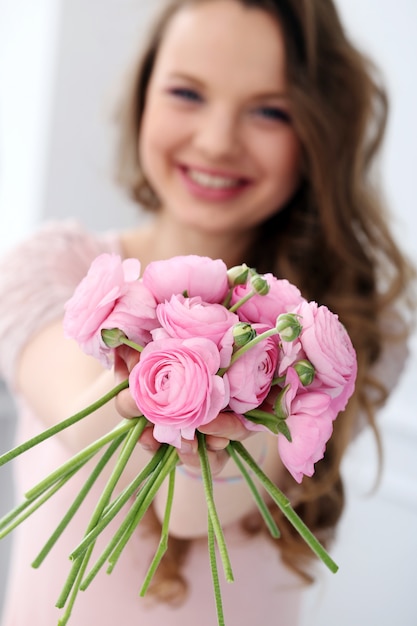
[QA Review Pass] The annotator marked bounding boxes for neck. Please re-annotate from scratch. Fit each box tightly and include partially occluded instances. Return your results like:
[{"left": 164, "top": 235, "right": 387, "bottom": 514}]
[{"left": 123, "top": 214, "right": 256, "bottom": 270}]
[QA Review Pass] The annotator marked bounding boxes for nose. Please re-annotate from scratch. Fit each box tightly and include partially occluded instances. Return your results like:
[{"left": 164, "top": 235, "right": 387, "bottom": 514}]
[{"left": 193, "top": 105, "right": 240, "bottom": 161}]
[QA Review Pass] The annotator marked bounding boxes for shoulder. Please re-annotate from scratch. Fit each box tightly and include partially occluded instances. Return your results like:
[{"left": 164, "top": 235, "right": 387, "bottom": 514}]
[
  {"left": 0, "top": 220, "right": 122, "bottom": 282},
  {"left": 0, "top": 220, "right": 122, "bottom": 386}
]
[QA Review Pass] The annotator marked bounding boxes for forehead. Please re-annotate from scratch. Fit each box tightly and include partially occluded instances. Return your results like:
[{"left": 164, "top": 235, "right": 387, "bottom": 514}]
[{"left": 152, "top": 0, "right": 288, "bottom": 92}]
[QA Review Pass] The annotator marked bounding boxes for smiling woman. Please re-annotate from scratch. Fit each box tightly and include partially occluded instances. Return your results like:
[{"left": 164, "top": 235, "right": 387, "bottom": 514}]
[
  {"left": 0, "top": 0, "right": 415, "bottom": 625},
  {"left": 137, "top": 1, "right": 302, "bottom": 249}
]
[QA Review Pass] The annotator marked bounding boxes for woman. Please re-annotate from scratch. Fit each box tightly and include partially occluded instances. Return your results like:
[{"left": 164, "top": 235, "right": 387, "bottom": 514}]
[{"left": 0, "top": 1, "right": 414, "bottom": 624}]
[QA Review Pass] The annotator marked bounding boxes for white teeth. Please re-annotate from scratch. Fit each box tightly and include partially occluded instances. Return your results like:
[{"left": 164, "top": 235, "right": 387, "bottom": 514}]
[{"left": 187, "top": 169, "right": 240, "bottom": 189}]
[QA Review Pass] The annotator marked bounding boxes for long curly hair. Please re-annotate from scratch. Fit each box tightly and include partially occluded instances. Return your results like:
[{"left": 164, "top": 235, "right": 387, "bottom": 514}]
[{"left": 115, "top": 0, "right": 416, "bottom": 603}]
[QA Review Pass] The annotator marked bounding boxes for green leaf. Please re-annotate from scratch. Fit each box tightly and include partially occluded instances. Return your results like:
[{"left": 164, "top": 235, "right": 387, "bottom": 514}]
[{"left": 276, "top": 419, "right": 292, "bottom": 442}]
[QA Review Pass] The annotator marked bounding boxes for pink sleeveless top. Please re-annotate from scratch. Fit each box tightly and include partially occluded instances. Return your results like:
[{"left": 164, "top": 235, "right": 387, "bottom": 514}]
[{"left": 0, "top": 222, "right": 303, "bottom": 626}]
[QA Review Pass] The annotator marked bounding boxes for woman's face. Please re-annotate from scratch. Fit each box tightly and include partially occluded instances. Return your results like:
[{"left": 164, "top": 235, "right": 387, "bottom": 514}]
[{"left": 139, "top": 0, "right": 302, "bottom": 237}]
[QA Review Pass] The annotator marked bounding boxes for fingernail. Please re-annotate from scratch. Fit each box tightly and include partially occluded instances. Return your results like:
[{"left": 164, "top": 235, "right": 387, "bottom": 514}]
[{"left": 180, "top": 441, "right": 195, "bottom": 454}]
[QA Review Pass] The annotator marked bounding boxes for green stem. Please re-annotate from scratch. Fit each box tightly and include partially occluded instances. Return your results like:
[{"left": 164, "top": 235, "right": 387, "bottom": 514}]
[
  {"left": 70, "top": 444, "right": 167, "bottom": 560},
  {"left": 79, "top": 446, "right": 178, "bottom": 590},
  {"left": 0, "top": 379, "right": 129, "bottom": 468},
  {"left": 218, "top": 328, "right": 279, "bottom": 376},
  {"left": 56, "top": 552, "right": 88, "bottom": 609},
  {"left": 57, "top": 548, "right": 94, "bottom": 625},
  {"left": 0, "top": 466, "right": 80, "bottom": 540},
  {"left": 32, "top": 434, "right": 126, "bottom": 569},
  {"left": 25, "top": 418, "right": 138, "bottom": 501},
  {"left": 106, "top": 447, "right": 178, "bottom": 574},
  {"left": 208, "top": 513, "right": 225, "bottom": 626},
  {"left": 230, "top": 328, "right": 279, "bottom": 365},
  {"left": 221, "top": 287, "right": 233, "bottom": 309},
  {"left": 139, "top": 466, "right": 176, "bottom": 596},
  {"left": 226, "top": 444, "right": 280, "bottom": 538},
  {"left": 230, "top": 441, "right": 339, "bottom": 573},
  {"left": 56, "top": 417, "right": 147, "bottom": 611},
  {"left": 197, "top": 432, "right": 234, "bottom": 583},
  {"left": 120, "top": 336, "right": 144, "bottom": 352},
  {"left": 228, "top": 289, "right": 256, "bottom": 313}
]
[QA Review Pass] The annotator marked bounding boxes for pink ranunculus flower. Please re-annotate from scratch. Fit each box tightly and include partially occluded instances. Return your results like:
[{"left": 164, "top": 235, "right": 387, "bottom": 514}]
[
  {"left": 128, "top": 337, "right": 229, "bottom": 448},
  {"left": 225, "top": 326, "right": 279, "bottom": 414},
  {"left": 278, "top": 371, "right": 334, "bottom": 483},
  {"left": 294, "top": 300, "right": 357, "bottom": 415},
  {"left": 152, "top": 294, "right": 239, "bottom": 367},
  {"left": 230, "top": 274, "right": 305, "bottom": 327},
  {"left": 100, "top": 280, "right": 159, "bottom": 351},
  {"left": 63, "top": 253, "right": 157, "bottom": 366},
  {"left": 142, "top": 255, "right": 229, "bottom": 304}
]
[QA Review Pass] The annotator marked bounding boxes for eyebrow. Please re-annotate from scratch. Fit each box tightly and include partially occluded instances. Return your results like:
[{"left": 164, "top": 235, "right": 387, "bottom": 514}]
[{"left": 166, "top": 72, "right": 290, "bottom": 101}]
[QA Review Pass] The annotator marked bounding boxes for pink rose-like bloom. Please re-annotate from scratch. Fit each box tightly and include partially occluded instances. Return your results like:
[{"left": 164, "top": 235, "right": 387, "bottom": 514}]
[
  {"left": 230, "top": 274, "right": 305, "bottom": 327},
  {"left": 278, "top": 387, "right": 334, "bottom": 483},
  {"left": 294, "top": 300, "right": 357, "bottom": 415},
  {"left": 225, "top": 327, "right": 279, "bottom": 414},
  {"left": 142, "top": 255, "right": 229, "bottom": 304},
  {"left": 129, "top": 337, "right": 229, "bottom": 448},
  {"left": 101, "top": 280, "right": 159, "bottom": 348},
  {"left": 152, "top": 294, "right": 239, "bottom": 368},
  {"left": 63, "top": 253, "right": 157, "bottom": 366}
]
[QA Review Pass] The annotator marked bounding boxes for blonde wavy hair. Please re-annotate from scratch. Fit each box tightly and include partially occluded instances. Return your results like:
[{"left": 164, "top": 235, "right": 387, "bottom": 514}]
[{"left": 115, "top": 0, "right": 416, "bottom": 603}]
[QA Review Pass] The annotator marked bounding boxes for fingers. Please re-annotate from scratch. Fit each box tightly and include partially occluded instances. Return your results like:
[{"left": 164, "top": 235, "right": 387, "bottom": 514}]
[
  {"left": 114, "top": 347, "right": 140, "bottom": 384},
  {"left": 177, "top": 443, "right": 230, "bottom": 476},
  {"left": 115, "top": 387, "right": 141, "bottom": 418},
  {"left": 114, "top": 347, "right": 141, "bottom": 417},
  {"left": 198, "top": 411, "right": 253, "bottom": 442},
  {"left": 138, "top": 425, "right": 162, "bottom": 453},
  {"left": 135, "top": 427, "right": 231, "bottom": 476}
]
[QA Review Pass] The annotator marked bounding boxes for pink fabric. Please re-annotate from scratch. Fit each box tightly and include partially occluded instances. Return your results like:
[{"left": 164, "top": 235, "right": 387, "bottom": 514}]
[{"left": 0, "top": 222, "right": 303, "bottom": 626}]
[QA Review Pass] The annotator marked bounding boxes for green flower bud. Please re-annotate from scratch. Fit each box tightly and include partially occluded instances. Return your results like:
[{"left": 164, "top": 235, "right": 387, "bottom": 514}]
[
  {"left": 293, "top": 359, "right": 315, "bottom": 386},
  {"left": 101, "top": 328, "right": 127, "bottom": 348},
  {"left": 250, "top": 273, "right": 270, "bottom": 296},
  {"left": 227, "top": 263, "right": 250, "bottom": 286},
  {"left": 276, "top": 313, "right": 302, "bottom": 342},
  {"left": 232, "top": 322, "right": 257, "bottom": 348}
]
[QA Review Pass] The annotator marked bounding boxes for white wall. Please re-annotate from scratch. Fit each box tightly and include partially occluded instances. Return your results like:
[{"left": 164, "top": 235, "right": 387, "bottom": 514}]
[
  {"left": 0, "top": 1, "right": 416, "bottom": 624},
  {"left": 0, "top": 0, "right": 63, "bottom": 252}
]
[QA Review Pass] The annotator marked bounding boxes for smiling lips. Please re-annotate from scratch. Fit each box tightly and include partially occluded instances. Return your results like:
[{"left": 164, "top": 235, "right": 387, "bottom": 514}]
[{"left": 179, "top": 165, "right": 251, "bottom": 201}]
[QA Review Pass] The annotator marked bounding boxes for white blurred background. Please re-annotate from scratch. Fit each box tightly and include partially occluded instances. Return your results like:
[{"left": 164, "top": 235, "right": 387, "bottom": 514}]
[{"left": 0, "top": 1, "right": 416, "bottom": 624}]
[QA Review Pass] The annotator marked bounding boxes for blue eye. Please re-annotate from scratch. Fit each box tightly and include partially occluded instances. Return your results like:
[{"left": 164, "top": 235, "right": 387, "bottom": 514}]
[
  {"left": 256, "top": 106, "right": 291, "bottom": 123},
  {"left": 169, "top": 87, "right": 202, "bottom": 103}
]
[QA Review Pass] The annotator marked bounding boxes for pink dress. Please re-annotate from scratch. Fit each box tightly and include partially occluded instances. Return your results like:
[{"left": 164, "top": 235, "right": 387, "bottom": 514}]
[{"left": 0, "top": 222, "right": 303, "bottom": 626}]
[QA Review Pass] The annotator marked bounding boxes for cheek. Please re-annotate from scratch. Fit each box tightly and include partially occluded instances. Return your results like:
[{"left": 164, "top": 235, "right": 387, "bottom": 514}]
[
  {"left": 270, "top": 132, "right": 302, "bottom": 182},
  {"left": 139, "top": 104, "right": 177, "bottom": 173}
]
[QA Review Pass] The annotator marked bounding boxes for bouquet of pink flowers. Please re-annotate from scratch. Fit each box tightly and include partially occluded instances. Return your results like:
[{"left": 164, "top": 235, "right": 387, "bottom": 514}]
[{"left": 0, "top": 254, "right": 357, "bottom": 626}]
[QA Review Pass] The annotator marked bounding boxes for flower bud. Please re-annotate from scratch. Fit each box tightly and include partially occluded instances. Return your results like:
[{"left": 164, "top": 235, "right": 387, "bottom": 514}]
[
  {"left": 293, "top": 359, "right": 315, "bottom": 386},
  {"left": 276, "top": 313, "right": 302, "bottom": 341},
  {"left": 101, "top": 328, "right": 127, "bottom": 348},
  {"left": 250, "top": 273, "right": 270, "bottom": 296},
  {"left": 227, "top": 263, "right": 250, "bottom": 286},
  {"left": 232, "top": 322, "right": 257, "bottom": 348}
]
